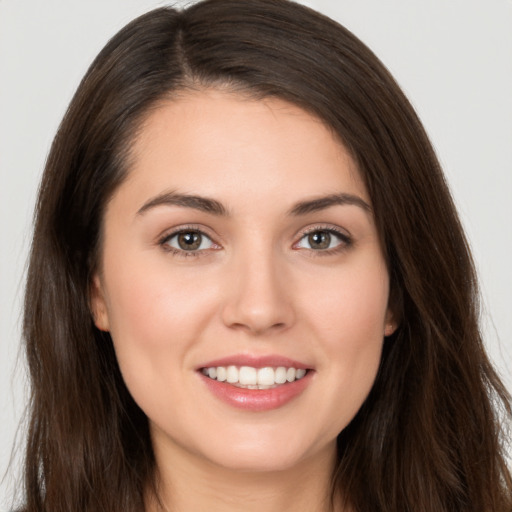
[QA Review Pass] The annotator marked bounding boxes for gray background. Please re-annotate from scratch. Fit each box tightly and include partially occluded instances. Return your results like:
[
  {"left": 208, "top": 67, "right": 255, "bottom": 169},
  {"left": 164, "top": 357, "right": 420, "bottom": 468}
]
[{"left": 1, "top": 0, "right": 511, "bottom": 506}]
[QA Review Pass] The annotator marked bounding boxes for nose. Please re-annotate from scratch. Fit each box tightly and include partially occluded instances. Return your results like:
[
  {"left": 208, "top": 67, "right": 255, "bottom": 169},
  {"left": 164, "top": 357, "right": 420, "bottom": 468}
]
[{"left": 221, "top": 249, "right": 295, "bottom": 336}]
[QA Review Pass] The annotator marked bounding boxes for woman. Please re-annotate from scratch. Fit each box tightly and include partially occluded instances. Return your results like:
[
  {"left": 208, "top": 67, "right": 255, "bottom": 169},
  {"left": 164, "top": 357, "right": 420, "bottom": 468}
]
[{"left": 16, "top": 0, "right": 511, "bottom": 510}]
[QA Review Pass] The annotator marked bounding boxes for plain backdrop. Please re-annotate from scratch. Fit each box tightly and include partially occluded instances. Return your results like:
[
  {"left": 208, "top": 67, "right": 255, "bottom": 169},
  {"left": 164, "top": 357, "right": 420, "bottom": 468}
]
[{"left": 1, "top": 0, "right": 511, "bottom": 507}]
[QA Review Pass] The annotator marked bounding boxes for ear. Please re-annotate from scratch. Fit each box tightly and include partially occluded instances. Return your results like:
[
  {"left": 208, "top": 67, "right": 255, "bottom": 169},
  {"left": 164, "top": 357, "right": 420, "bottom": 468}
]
[
  {"left": 384, "top": 281, "right": 402, "bottom": 337},
  {"left": 383, "top": 311, "right": 398, "bottom": 337},
  {"left": 90, "top": 273, "right": 110, "bottom": 332}
]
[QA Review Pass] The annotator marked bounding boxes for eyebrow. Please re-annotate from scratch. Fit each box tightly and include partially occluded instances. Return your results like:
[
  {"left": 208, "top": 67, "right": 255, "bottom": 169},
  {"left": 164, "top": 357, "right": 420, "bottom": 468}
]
[
  {"left": 137, "top": 191, "right": 229, "bottom": 216},
  {"left": 287, "top": 193, "right": 371, "bottom": 216},
  {"left": 136, "top": 191, "right": 371, "bottom": 217}
]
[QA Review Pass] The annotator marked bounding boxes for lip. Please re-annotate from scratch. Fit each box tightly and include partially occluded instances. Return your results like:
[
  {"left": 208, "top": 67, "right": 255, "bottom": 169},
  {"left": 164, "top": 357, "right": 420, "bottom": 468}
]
[
  {"left": 197, "top": 354, "right": 311, "bottom": 370},
  {"left": 197, "top": 354, "right": 314, "bottom": 412},
  {"left": 200, "top": 371, "right": 313, "bottom": 411}
]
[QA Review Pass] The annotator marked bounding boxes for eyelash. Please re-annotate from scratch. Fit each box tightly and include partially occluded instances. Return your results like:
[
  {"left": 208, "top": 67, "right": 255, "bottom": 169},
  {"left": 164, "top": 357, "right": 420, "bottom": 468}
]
[
  {"left": 158, "top": 225, "right": 353, "bottom": 258},
  {"left": 158, "top": 225, "right": 218, "bottom": 258},
  {"left": 293, "top": 225, "right": 353, "bottom": 256}
]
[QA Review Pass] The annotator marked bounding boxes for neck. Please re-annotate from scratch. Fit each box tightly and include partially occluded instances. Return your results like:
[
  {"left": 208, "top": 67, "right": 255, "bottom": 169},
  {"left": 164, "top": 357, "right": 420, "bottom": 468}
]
[{"left": 146, "top": 438, "right": 343, "bottom": 512}]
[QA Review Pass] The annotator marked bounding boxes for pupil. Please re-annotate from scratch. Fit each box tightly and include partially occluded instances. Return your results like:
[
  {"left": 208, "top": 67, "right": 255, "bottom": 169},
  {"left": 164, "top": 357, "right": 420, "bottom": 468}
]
[
  {"left": 309, "top": 231, "right": 330, "bottom": 249},
  {"left": 178, "top": 232, "right": 201, "bottom": 250}
]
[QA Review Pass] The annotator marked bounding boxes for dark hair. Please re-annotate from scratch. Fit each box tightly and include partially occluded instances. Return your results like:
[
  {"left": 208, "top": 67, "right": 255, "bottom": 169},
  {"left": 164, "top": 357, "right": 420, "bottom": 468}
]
[{"left": 20, "top": 1, "right": 511, "bottom": 511}]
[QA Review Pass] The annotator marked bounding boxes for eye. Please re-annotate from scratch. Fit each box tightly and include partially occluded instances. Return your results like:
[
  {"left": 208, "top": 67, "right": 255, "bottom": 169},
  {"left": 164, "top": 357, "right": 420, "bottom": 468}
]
[
  {"left": 163, "top": 230, "right": 215, "bottom": 252},
  {"left": 295, "top": 229, "right": 350, "bottom": 251}
]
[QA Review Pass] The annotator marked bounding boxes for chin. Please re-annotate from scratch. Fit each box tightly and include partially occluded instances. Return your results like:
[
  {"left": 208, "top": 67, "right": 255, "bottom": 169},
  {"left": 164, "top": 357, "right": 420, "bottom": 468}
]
[{"left": 194, "top": 428, "right": 337, "bottom": 474}]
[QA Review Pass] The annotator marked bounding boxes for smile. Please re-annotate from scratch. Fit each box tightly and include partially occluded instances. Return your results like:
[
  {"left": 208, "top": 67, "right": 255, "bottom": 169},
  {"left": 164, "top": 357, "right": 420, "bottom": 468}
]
[
  {"left": 201, "top": 365, "right": 308, "bottom": 389},
  {"left": 199, "top": 362, "right": 313, "bottom": 411}
]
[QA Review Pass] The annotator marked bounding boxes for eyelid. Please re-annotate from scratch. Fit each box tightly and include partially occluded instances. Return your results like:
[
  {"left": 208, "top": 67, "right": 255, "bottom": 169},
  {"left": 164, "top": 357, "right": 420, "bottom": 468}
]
[
  {"left": 156, "top": 223, "right": 352, "bottom": 257},
  {"left": 293, "top": 224, "right": 353, "bottom": 251},
  {"left": 296, "top": 223, "right": 351, "bottom": 240},
  {"left": 158, "top": 224, "right": 221, "bottom": 256}
]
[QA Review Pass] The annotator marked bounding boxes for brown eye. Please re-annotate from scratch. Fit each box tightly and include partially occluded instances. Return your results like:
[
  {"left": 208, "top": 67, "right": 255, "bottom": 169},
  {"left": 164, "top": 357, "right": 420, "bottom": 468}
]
[
  {"left": 296, "top": 228, "right": 351, "bottom": 252},
  {"left": 164, "top": 230, "right": 214, "bottom": 252},
  {"left": 177, "top": 231, "right": 202, "bottom": 250},
  {"left": 307, "top": 231, "right": 331, "bottom": 250}
]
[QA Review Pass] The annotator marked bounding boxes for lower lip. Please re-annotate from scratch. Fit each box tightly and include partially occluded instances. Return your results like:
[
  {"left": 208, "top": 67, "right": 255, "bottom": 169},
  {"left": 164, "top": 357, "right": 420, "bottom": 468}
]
[{"left": 200, "top": 371, "right": 313, "bottom": 411}]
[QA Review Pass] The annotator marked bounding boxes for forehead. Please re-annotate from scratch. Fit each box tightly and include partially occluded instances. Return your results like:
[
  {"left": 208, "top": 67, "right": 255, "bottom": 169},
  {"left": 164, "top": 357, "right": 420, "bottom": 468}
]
[{"left": 117, "top": 89, "right": 368, "bottom": 211}]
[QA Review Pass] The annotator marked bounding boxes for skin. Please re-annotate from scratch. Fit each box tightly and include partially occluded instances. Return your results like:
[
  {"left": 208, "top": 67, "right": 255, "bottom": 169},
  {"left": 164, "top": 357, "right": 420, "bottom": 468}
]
[{"left": 91, "top": 89, "right": 395, "bottom": 512}]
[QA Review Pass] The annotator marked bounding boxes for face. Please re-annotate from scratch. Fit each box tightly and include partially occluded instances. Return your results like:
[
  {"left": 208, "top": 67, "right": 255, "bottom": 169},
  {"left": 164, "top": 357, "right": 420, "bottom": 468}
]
[{"left": 92, "top": 90, "right": 395, "bottom": 474}]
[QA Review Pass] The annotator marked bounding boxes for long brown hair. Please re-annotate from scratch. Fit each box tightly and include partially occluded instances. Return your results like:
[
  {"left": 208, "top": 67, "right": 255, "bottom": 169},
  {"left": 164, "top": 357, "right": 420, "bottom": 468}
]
[{"left": 20, "top": 1, "right": 511, "bottom": 511}]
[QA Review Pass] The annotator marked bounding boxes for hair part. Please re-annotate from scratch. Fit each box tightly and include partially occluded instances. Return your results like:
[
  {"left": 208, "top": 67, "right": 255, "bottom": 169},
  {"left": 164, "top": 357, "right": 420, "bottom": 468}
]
[{"left": 20, "top": 1, "right": 511, "bottom": 511}]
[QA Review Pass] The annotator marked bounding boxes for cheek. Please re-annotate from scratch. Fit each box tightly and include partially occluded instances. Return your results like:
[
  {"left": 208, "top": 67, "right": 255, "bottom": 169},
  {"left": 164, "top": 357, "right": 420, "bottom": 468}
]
[
  {"left": 101, "top": 264, "right": 218, "bottom": 432},
  {"left": 298, "top": 259, "right": 388, "bottom": 425},
  {"left": 104, "top": 252, "right": 215, "bottom": 342},
  {"left": 301, "top": 255, "right": 389, "bottom": 342},
  {"left": 100, "top": 254, "right": 218, "bottom": 394}
]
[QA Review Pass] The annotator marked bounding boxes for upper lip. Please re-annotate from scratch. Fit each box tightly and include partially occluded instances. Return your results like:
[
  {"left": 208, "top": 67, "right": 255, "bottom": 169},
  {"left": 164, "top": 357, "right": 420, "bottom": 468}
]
[{"left": 197, "top": 354, "right": 312, "bottom": 370}]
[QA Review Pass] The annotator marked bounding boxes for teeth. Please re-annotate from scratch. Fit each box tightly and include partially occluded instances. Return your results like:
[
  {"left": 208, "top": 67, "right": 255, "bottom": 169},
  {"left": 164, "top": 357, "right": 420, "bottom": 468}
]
[
  {"left": 275, "top": 366, "right": 287, "bottom": 384},
  {"left": 239, "top": 366, "right": 257, "bottom": 385},
  {"left": 226, "top": 365, "right": 238, "bottom": 383},
  {"left": 216, "top": 366, "right": 227, "bottom": 382},
  {"left": 296, "top": 368, "right": 306, "bottom": 379},
  {"left": 257, "top": 367, "right": 275, "bottom": 386},
  {"left": 201, "top": 365, "right": 308, "bottom": 387}
]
